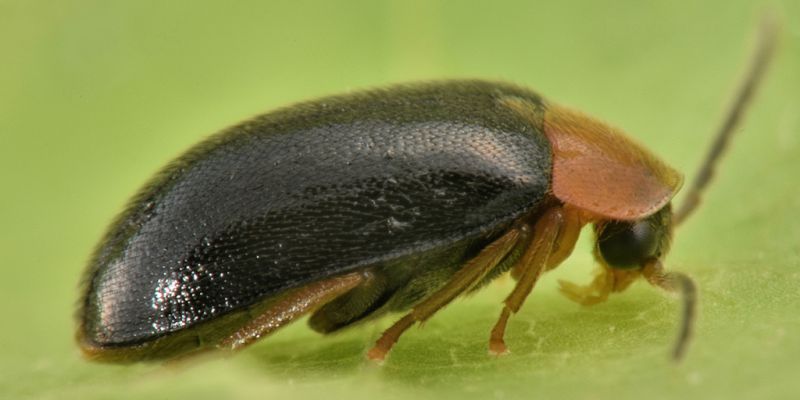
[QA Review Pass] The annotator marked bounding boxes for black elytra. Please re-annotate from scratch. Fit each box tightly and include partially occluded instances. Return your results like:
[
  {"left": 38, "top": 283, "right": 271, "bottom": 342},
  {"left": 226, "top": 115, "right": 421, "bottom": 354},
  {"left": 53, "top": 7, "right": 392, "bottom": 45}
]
[{"left": 79, "top": 81, "right": 556, "bottom": 356}]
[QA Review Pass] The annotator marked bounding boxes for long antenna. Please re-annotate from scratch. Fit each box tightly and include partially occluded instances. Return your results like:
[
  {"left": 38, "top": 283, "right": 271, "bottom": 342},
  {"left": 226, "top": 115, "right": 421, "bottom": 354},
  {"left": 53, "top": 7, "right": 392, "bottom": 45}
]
[
  {"left": 666, "top": 271, "right": 697, "bottom": 361},
  {"left": 643, "top": 260, "right": 698, "bottom": 361},
  {"left": 674, "top": 13, "right": 779, "bottom": 225}
]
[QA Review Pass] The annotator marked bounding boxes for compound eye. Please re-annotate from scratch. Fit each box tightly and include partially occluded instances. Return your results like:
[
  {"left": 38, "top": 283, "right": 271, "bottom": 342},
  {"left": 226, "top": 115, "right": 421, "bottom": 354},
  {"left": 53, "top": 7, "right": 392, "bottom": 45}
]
[{"left": 597, "top": 219, "right": 658, "bottom": 269}]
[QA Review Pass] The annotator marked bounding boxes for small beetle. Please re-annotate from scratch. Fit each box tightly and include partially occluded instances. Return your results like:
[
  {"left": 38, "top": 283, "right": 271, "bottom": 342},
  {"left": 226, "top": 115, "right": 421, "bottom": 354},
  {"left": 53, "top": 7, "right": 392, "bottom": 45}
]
[{"left": 77, "top": 20, "right": 775, "bottom": 363}]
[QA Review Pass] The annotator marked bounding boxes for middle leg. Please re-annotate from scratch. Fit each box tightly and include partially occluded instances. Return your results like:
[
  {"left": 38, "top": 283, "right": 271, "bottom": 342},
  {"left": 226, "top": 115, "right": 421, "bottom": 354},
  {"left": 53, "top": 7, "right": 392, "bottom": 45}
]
[
  {"left": 489, "top": 206, "right": 565, "bottom": 355},
  {"left": 366, "top": 226, "right": 530, "bottom": 361}
]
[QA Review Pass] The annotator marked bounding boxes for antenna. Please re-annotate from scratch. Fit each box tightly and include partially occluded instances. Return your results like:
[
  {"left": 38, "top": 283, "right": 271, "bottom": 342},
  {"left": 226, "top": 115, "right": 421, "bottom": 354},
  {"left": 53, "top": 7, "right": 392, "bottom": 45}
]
[
  {"left": 674, "top": 13, "right": 779, "bottom": 225},
  {"left": 643, "top": 260, "right": 697, "bottom": 361},
  {"left": 655, "top": 14, "right": 780, "bottom": 361}
]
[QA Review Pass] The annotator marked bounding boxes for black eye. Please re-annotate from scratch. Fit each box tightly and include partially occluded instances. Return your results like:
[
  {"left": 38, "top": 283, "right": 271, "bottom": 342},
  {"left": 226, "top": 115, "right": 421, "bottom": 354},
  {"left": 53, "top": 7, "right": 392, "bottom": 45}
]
[
  {"left": 596, "top": 219, "right": 658, "bottom": 269},
  {"left": 595, "top": 206, "right": 673, "bottom": 269}
]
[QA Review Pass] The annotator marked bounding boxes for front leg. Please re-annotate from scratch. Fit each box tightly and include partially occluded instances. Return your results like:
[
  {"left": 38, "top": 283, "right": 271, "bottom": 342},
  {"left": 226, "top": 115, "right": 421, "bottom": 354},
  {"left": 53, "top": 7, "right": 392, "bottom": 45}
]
[{"left": 558, "top": 265, "right": 641, "bottom": 306}]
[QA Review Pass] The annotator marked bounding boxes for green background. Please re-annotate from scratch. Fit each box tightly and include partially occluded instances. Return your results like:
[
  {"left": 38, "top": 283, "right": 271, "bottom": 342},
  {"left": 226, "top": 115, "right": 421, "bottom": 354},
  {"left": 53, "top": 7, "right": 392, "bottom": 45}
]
[{"left": 2, "top": 1, "right": 799, "bottom": 399}]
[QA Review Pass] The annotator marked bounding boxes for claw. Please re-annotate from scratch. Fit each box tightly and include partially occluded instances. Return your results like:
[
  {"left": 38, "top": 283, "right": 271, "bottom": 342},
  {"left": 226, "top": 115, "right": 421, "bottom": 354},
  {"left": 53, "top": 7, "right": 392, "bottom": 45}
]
[
  {"left": 488, "top": 339, "right": 509, "bottom": 356},
  {"left": 558, "top": 279, "right": 609, "bottom": 306},
  {"left": 558, "top": 265, "right": 616, "bottom": 306},
  {"left": 366, "top": 346, "right": 388, "bottom": 363}
]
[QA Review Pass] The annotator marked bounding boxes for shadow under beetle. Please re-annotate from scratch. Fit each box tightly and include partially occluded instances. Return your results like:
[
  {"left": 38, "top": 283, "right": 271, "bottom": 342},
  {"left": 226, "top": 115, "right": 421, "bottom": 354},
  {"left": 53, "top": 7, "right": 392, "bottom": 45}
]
[{"left": 77, "top": 18, "right": 776, "bottom": 363}]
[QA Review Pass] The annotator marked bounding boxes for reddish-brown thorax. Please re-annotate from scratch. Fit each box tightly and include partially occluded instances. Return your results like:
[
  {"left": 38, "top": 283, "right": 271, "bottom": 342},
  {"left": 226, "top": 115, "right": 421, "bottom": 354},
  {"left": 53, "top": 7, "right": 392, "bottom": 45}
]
[{"left": 542, "top": 104, "right": 683, "bottom": 221}]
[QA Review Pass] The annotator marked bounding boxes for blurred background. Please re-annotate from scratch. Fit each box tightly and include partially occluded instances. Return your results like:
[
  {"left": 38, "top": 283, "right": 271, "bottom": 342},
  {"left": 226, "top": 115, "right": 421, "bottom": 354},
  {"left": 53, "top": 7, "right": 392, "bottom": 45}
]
[{"left": 1, "top": 1, "right": 798, "bottom": 399}]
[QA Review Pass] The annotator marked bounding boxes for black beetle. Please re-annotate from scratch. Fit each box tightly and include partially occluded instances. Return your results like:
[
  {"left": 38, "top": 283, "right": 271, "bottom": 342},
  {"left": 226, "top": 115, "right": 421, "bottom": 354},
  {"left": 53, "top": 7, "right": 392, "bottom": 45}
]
[{"left": 77, "top": 20, "right": 775, "bottom": 363}]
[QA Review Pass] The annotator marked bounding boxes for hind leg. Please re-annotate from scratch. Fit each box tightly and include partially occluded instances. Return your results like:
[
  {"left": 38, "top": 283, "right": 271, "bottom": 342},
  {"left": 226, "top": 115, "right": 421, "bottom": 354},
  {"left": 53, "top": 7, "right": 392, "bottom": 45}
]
[
  {"left": 309, "top": 269, "right": 389, "bottom": 333},
  {"left": 219, "top": 272, "right": 365, "bottom": 351}
]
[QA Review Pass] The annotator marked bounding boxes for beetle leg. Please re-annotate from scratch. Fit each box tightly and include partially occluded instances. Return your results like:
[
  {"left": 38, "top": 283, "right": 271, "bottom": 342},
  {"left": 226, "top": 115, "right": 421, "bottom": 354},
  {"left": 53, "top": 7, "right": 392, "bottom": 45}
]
[
  {"left": 219, "top": 272, "right": 365, "bottom": 351},
  {"left": 511, "top": 206, "right": 584, "bottom": 280},
  {"left": 489, "top": 207, "right": 564, "bottom": 355},
  {"left": 309, "top": 269, "right": 389, "bottom": 333},
  {"left": 367, "top": 227, "right": 527, "bottom": 362},
  {"left": 558, "top": 265, "right": 641, "bottom": 306},
  {"left": 558, "top": 267, "right": 613, "bottom": 306}
]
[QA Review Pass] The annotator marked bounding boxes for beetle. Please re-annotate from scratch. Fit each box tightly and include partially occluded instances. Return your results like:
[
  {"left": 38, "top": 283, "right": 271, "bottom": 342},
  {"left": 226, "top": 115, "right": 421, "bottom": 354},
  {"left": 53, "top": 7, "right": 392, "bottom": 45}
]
[{"left": 77, "top": 19, "right": 776, "bottom": 363}]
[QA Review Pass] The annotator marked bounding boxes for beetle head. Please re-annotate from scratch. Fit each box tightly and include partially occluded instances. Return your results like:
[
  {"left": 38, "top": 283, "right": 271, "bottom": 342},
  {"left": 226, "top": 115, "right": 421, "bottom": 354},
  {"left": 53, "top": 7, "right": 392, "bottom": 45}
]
[{"left": 594, "top": 204, "right": 673, "bottom": 270}]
